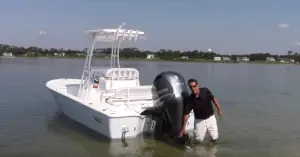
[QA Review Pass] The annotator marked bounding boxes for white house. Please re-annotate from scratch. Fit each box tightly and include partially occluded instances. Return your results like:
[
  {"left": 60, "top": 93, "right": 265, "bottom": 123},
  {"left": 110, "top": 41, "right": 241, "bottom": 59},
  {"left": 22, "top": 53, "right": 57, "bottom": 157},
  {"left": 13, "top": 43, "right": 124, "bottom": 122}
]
[
  {"left": 222, "top": 57, "right": 231, "bottom": 61},
  {"left": 181, "top": 56, "right": 189, "bottom": 59},
  {"left": 2, "top": 52, "right": 13, "bottom": 57},
  {"left": 54, "top": 52, "right": 65, "bottom": 56},
  {"left": 241, "top": 57, "right": 250, "bottom": 62},
  {"left": 266, "top": 57, "right": 276, "bottom": 61},
  {"left": 214, "top": 57, "right": 221, "bottom": 61},
  {"left": 146, "top": 54, "right": 155, "bottom": 59},
  {"left": 1, "top": 52, "right": 15, "bottom": 58}
]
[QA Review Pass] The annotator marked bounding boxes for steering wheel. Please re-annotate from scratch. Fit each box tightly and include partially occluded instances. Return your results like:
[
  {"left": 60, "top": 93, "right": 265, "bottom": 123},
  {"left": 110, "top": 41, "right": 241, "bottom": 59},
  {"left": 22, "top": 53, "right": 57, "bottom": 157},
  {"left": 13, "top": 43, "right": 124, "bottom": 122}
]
[{"left": 92, "top": 72, "right": 103, "bottom": 83}]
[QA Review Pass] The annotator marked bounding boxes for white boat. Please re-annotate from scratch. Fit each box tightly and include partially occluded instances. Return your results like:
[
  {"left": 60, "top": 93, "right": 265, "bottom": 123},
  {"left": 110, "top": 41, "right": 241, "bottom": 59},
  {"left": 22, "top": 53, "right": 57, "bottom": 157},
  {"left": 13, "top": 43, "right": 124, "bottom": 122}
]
[{"left": 46, "top": 23, "right": 195, "bottom": 140}]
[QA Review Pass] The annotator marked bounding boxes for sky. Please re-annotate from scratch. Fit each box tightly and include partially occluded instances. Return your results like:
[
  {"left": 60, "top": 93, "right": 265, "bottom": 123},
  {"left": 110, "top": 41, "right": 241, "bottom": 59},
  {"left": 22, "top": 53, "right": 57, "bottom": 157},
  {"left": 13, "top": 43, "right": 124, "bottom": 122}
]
[{"left": 0, "top": 0, "right": 299, "bottom": 55}]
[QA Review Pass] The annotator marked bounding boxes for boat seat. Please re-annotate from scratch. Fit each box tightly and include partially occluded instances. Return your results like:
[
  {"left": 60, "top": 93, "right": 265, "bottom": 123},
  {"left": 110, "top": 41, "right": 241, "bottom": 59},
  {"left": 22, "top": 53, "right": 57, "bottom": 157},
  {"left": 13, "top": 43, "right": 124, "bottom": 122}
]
[
  {"left": 101, "top": 86, "right": 154, "bottom": 103},
  {"left": 99, "top": 68, "right": 140, "bottom": 90},
  {"left": 114, "top": 87, "right": 154, "bottom": 99}
]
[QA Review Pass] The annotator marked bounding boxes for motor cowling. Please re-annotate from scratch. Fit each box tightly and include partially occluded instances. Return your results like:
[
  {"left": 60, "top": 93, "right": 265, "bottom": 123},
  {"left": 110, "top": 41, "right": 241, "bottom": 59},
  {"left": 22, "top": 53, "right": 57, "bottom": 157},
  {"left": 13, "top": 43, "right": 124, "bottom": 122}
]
[{"left": 141, "top": 71, "right": 190, "bottom": 138}]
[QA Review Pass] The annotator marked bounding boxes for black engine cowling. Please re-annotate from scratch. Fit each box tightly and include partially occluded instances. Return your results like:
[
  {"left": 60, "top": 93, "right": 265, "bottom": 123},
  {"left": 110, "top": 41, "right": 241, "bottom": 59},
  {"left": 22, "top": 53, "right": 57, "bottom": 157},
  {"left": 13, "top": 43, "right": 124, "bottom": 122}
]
[{"left": 141, "top": 71, "right": 190, "bottom": 138}]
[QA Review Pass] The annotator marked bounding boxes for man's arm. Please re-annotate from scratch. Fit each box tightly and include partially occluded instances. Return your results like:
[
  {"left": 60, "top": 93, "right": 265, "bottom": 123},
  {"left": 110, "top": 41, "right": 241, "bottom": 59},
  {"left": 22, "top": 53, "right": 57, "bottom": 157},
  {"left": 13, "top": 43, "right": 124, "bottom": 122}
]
[
  {"left": 212, "top": 97, "right": 222, "bottom": 116},
  {"left": 206, "top": 88, "right": 222, "bottom": 116},
  {"left": 182, "top": 114, "right": 190, "bottom": 130},
  {"left": 179, "top": 99, "right": 192, "bottom": 136},
  {"left": 182, "top": 99, "right": 192, "bottom": 129}
]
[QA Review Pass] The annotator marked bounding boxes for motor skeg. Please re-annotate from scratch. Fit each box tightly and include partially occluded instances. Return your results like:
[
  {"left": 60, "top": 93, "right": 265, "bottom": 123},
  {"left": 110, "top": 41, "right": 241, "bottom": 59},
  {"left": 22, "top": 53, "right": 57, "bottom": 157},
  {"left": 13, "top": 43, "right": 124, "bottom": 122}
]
[{"left": 148, "top": 71, "right": 190, "bottom": 137}]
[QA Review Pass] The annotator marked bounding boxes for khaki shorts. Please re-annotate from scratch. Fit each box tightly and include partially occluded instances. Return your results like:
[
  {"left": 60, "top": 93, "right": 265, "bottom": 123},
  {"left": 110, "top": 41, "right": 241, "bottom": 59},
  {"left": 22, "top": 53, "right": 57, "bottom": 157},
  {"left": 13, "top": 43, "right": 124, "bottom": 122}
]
[{"left": 194, "top": 115, "right": 219, "bottom": 142}]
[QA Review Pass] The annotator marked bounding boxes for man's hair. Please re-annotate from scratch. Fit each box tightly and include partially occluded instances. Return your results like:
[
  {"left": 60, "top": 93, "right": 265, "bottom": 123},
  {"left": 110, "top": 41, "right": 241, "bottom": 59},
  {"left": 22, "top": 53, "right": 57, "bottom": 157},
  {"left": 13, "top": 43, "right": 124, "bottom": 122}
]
[{"left": 188, "top": 78, "right": 198, "bottom": 85}]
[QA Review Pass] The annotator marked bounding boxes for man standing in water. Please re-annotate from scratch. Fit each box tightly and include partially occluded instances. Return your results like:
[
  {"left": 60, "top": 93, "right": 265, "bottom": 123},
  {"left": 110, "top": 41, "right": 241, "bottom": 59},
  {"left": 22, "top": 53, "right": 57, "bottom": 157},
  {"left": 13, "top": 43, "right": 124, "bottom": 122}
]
[{"left": 179, "top": 78, "right": 222, "bottom": 144}]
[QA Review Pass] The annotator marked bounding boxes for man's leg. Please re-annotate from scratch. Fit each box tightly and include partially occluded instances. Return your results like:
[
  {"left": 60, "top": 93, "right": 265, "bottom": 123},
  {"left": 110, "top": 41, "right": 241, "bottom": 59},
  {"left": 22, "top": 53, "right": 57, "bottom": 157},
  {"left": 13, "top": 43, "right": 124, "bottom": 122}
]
[
  {"left": 207, "top": 115, "right": 219, "bottom": 144},
  {"left": 193, "top": 119, "right": 207, "bottom": 143}
]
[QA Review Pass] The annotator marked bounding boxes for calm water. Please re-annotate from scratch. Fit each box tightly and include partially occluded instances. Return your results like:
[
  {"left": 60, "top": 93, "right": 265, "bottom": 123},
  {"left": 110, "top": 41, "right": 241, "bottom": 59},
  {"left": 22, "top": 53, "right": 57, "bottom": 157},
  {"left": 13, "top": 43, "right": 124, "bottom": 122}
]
[{"left": 1, "top": 58, "right": 300, "bottom": 157}]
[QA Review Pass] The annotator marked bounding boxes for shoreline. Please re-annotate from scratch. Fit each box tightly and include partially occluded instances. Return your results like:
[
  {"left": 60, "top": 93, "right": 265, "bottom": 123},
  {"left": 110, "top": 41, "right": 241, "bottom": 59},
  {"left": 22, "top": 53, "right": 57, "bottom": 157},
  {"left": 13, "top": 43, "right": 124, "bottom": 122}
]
[{"left": 3, "top": 56, "right": 299, "bottom": 65}]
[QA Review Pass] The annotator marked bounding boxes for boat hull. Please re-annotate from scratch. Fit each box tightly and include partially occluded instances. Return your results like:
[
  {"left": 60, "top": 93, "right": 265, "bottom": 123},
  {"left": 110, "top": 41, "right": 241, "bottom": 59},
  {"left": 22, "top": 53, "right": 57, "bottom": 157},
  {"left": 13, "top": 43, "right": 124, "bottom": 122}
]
[
  {"left": 47, "top": 80, "right": 155, "bottom": 140},
  {"left": 46, "top": 78, "right": 194, "bottom": 140}
]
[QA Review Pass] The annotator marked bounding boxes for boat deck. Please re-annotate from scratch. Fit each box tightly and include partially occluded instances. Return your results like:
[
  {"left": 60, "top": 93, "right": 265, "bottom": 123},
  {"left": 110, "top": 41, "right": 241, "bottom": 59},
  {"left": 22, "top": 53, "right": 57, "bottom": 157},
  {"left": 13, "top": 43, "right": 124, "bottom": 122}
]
[{"left": 87, "top": 87, "right": 155, "bottom": 118}]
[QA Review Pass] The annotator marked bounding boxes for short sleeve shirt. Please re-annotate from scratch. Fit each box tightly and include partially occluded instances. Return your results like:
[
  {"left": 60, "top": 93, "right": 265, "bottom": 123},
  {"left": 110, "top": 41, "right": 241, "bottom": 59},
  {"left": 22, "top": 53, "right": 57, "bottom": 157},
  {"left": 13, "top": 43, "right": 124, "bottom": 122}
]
[{"left": 183, "top": 87, "right": 215, "bottom": 119}]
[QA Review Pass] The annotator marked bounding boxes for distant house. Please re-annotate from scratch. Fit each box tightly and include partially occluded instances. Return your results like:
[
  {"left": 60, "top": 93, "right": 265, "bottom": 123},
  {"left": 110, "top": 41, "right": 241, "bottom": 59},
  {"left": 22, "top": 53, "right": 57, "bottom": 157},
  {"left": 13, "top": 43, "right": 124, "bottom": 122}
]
[
  {"left": 181, "top": 56, "right": 189, "bottom": 60},
  {"left": 54, "top": 52, "right": 65, "bottom": 56},
  {"left": 146, "top": 54, "right": 155, "bottom": 59},
  {"left": 266, "top": 57, "right": 276, "bottom": 61},
  {"left": 2, "top": 52, "right": 13, "bottom": 56},
  {"left": 25, "top": 52, "right": 37, "bottom": 56},
  {"left": 214, "top": 57, "right": 221, "bottom": 61},
  {"left": 241, "top": 57, "right": 250, "bottom": 62},
  {"left": 1, "top": 52, "right": 15, "bottom": 58},
  {"left": 278, "top": 58, "right": 295, "bottom": 63},
  {"left": 222, "top": 57, "right": 230, "bottom": 61}
]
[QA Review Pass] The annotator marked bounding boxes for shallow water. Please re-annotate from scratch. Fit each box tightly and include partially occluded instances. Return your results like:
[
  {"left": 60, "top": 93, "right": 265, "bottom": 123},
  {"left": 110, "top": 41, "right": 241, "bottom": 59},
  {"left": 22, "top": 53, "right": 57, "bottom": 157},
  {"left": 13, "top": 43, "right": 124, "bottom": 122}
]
[{"left": 1, "top": 58, "right": 300, "bottom": 157}]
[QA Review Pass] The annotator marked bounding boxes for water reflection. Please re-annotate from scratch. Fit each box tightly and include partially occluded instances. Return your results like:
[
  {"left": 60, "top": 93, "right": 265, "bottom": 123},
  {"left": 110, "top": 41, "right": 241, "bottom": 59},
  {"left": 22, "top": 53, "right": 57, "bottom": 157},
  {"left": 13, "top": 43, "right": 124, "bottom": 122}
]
[
  {"left": 190, "top": 145, "right": 218, "bottom": 157},
  {"left": 47, "top": 112, "right": 153, "bottom": 157},
  {"left": 46, "top": 112, "right": 218, "bottom": 157}
]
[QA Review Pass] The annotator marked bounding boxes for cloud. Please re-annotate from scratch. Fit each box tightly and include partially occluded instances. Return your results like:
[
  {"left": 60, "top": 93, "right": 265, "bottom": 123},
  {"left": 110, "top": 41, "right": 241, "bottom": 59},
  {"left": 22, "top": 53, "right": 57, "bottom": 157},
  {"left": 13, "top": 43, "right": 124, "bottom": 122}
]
[
  {"left": 39, "top": 30, "right": 47, "bottom": 35},
  {"left": 277, "top": 23, "right": 289, "bottom": 28},
  {"left": 291, "top": 41, "right": 300, "bottom": 46}
]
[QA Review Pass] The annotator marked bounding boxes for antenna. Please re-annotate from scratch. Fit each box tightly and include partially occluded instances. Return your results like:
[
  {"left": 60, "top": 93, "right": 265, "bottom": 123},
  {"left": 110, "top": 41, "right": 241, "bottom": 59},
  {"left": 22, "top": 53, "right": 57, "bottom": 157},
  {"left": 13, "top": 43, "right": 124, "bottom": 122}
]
[{"left": 111, "top": 22, "right": 126, "bottom": 68}]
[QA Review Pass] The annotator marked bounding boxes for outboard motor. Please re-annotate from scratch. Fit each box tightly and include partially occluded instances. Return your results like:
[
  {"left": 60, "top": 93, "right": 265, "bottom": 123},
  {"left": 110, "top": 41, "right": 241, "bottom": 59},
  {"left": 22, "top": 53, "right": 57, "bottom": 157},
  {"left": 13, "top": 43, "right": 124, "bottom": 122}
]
[{"left": 141, "top": 71, "right": 190, "bottom": 139}]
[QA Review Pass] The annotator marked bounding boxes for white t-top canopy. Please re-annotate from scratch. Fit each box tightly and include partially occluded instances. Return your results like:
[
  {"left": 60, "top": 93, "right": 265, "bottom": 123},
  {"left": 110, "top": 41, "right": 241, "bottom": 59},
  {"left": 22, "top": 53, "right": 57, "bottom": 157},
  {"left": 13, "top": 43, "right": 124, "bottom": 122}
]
[
  {"left": 84, "top": 28, "right": 145, "bottom": 42},
  {"left": 78, "top": 23, "right": 146, "bottom": 98}
]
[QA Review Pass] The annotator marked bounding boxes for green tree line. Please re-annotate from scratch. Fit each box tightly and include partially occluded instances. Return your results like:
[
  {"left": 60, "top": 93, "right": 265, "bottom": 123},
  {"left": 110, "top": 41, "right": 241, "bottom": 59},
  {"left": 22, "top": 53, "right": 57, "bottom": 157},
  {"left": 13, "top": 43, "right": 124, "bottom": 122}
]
[{"left": 1, "top": 44, "right": 299, "bottom": 62}]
